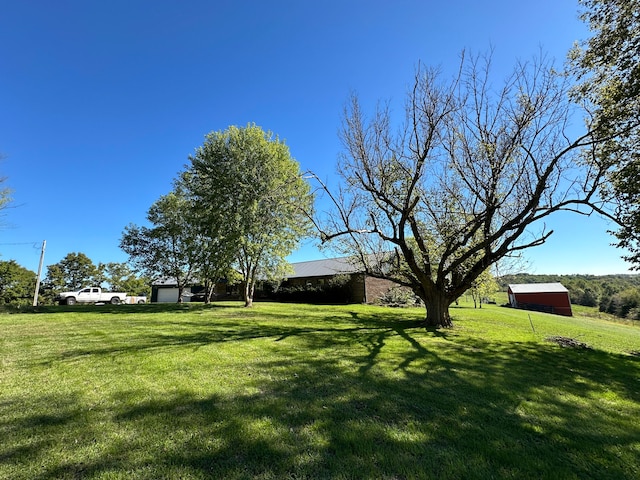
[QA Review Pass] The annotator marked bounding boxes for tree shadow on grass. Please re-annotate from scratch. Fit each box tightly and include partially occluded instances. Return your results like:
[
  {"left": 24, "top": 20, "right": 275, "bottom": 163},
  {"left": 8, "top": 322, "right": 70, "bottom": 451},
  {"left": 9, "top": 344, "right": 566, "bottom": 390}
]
[
  {"left": 35, "top": 320, "right": 395, "bottom": 366},
  {"left": 25, "top": 303, "right": 236, "bottom": 315},
  {"left": 3, "top": 309, "right": 640, "bottom": 479},
  {"left": 33, "top": 306, "right": 427, "bottom": 366}
]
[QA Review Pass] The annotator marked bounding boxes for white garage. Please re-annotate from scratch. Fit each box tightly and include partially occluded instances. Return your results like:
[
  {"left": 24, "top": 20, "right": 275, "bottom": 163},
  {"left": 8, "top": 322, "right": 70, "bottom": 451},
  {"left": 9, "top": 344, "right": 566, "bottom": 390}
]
[
  {"left": 151, "top": 278, "right": 195, "bottom": 303},
  {"left": 156, "top": 287, "right": 175, "bottom": 303}
]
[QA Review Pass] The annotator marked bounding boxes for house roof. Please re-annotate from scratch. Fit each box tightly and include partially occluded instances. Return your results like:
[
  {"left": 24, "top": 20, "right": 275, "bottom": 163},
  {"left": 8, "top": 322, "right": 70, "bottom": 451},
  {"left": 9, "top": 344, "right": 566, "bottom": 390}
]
[
  {"left": 508, "top": 282, "right": 569, "bottom": 294},
  {"left": 287, "top": 257, "right": 361, "bottom": 279},
  {"left": 152, "top": 256, "right": 373, "bottom": 285},
  {"left": 152, "top": 277, "right": 201, "bottom": 287}
]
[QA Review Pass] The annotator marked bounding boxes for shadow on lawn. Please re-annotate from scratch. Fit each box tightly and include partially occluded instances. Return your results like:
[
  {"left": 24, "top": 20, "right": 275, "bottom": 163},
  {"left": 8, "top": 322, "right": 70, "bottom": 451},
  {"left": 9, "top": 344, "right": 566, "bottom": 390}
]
[
  {"left": 34, "top": 306, "right": 430, "bottom": 364},
  {"left": 3, "top": 309, "right": 640, "bottom": 479},
  {"left": 23, "top": 303, "right": 233, "bottom": 315}
]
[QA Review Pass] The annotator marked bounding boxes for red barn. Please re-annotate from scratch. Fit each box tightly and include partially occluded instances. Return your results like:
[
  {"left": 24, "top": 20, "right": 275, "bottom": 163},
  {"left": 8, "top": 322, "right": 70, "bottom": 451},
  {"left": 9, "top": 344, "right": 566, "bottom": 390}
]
[{"left": 507, "top": 283, "right": 573, "bottom": 316}]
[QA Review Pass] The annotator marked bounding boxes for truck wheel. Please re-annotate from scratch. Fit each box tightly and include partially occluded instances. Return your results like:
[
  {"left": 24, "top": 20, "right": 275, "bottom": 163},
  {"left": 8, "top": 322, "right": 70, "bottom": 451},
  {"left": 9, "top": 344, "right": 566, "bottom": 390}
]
[
  {"left": 110, "top": 297, "right": 120, "bottom": 305},
  {"left": 66, "top": 297, "right": 76, "bottom": 306},
  {"left": 137, "top": 299, "right": 146, "bottom": 304}
]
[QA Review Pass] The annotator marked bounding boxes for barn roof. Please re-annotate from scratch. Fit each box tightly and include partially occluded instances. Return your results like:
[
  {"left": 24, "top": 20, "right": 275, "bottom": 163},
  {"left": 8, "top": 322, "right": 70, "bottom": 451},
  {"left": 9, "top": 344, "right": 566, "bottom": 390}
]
[
  {"left": 508, "top": 282, "right": 569, "bottom": 294},
  {"left": 287, "top": 257, "right": 361, "bottom": 279}
]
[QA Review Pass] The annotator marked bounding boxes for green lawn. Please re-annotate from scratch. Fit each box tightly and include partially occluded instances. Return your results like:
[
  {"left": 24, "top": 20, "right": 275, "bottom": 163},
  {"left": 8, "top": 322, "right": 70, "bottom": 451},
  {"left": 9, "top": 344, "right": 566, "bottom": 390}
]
[{"left": 1, "top": 301, "right": 639, "bottom": 479}]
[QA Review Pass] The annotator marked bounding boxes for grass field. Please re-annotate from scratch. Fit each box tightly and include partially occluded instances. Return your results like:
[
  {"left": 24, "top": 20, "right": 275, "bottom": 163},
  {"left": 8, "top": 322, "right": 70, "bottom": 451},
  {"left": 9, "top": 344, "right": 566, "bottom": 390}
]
[{"left": 1, "top": 301, "right": 639, "bottom": 479}]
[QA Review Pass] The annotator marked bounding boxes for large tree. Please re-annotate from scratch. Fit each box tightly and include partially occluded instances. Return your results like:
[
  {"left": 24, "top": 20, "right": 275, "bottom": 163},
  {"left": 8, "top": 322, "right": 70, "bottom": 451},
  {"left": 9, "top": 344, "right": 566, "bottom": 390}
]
[
  {"left": 120, "top": 192, "right": 199, "bottom": 302},
  {"left": 182, "top": 124, "right": 313, "bottom": 307},
  {"left": 570, "top": 0, "right": 640, "bottom": 264},
  {"left": 0, "top": 260, "right": 35, "bottom": 305},
  {"left": 103, "top": 262, "right": 151, "bottom": 297},
  {"left": 170, "top": 178, "right": 239, "bottom": 304},
  {"left": 44, "top": 252, "right": 102, "bottom": 293},
  {"left": 317, "top": 53, "right": 612, "bottom": 328}
]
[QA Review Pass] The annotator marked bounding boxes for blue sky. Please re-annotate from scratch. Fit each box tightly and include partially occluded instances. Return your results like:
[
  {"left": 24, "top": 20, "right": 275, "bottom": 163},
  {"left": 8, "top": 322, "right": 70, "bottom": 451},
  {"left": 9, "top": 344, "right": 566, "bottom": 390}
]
[{"left": 0, "top": 0, "right": 633, "bottom": 276}]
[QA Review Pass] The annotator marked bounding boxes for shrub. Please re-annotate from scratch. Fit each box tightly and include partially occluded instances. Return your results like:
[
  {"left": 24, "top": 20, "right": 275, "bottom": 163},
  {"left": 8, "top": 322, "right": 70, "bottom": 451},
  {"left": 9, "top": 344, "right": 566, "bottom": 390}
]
[
  {"left": 600, "top": 288, "right": 640, "bottom": 318},
  {"left": 377, "top": 286, "right": 421, "bottom": 307},
  {"left": 272, "top": 275, "right": 352, "bottom": 304}
]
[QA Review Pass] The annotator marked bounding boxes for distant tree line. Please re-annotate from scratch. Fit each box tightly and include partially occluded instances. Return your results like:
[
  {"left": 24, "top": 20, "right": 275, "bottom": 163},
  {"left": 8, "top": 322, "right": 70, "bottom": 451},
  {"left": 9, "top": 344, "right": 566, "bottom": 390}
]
[{"left": 498, "top": 273, "right": 640, "bottom": 319}]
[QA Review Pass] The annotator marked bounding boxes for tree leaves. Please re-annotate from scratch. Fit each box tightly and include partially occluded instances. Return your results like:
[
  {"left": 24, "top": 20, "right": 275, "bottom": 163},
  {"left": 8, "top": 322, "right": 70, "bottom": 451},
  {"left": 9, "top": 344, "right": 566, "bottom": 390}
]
[
  {"left": 182, "top": 124, "right": 314, "bottom": 305},
  {"left": 571, "top": 0, "right": 640, "bottom": 266}
]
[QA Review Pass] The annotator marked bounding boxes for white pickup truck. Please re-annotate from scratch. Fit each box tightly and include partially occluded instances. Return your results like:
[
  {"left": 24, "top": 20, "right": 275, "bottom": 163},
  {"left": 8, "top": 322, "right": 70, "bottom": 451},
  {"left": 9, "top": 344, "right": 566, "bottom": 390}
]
[{"left": 57, "top": 287, "right": 146, "bottom": 305}]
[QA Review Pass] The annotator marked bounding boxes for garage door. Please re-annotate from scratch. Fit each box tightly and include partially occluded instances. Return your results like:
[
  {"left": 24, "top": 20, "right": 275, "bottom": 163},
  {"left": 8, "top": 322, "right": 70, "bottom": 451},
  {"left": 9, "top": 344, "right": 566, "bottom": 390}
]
[
  {"left": 156, "top": 287, "right": 192, "bottom": 303},
  {"left": 157, "top": 288, "right": 179, "bottom": 303}
]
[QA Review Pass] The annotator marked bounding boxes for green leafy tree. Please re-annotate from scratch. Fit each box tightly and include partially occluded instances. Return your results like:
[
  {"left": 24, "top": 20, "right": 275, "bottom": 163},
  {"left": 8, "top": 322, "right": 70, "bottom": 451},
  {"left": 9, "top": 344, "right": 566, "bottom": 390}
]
[
  {"left": 104, "top": 262, "right": 150, "bottom": 296},
  {"left": 120, "top": 192, "right": 199, "bottom": 302},
  {"left": 570, "top": 0, "right": 640, "bottom": 265},
  {"left": 183, "top": 124, "right": 313, "bottom": 307},
  {"left": 605, "top": 288, "right": 640, "bottom": 318},
  {"left": 196, "top": 247, "right": 239, "bottom": 304},
  {"left": 44, "top": 252, "right": 101, "bottom": 294},
  {"left": 93, "top": 262, "right": 107, "bottom": 288},
  {"left": 0, "top": 260, "right": 35, "bottom": 305},
  {"left": 469, "top": 269, "right": 498, "bottom": 309},
  {"left": 170, "top": 178, "right": 239, "bottom": 304},
  {"left": 318, "top": 53, "right": 611, "bottom": 328},
  {"left": 581, "top": 288, "right": 599, "bottom": 307}
]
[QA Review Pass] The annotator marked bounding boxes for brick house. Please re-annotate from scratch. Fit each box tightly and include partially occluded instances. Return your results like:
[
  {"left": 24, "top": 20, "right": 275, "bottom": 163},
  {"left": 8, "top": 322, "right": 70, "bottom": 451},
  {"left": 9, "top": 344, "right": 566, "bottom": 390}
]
[
  {"left": 151, "top": 256, "right": 400, "bottom": 304},
  {"left": 283, "top": 257, "right": 399, "bottom": 304}
]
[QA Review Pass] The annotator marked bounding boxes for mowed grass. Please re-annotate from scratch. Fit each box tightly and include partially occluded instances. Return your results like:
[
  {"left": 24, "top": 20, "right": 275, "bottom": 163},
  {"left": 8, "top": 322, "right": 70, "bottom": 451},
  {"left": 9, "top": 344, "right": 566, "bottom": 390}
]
[{"left": 1, "top": 301, "right": 639, "bottom": 479}]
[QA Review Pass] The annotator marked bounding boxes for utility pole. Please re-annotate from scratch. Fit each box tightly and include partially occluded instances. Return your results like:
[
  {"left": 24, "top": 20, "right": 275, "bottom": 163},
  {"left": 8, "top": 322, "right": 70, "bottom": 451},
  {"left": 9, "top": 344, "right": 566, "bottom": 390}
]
[{"left": 32, "top": 240, "right": 46, "bottom": 306}]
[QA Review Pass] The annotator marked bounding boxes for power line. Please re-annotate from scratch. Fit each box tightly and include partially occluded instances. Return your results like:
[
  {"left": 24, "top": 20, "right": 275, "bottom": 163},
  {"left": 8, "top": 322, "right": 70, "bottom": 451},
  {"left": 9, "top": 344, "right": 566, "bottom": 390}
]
[{"left": 0, "top": 242, "right": 42, "bottom": 247}]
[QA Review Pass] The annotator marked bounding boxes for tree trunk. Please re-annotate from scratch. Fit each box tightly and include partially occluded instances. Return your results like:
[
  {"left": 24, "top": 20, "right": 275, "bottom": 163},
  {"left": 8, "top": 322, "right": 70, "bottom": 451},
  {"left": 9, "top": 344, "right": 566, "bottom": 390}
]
[
  {"left": 204, "top": 283, "right": 215, "bottom": 304},
  {"left": 424, "top": 290, "right": 453, "bottom": 328},
  {"left": 177, "top": 286, "right": 184, "bottom": 303},
  {"left": 244, "top": 281, "right": 255, "bottom": 308}
]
